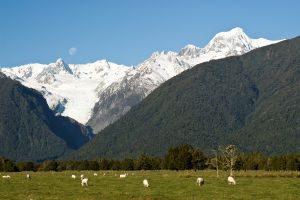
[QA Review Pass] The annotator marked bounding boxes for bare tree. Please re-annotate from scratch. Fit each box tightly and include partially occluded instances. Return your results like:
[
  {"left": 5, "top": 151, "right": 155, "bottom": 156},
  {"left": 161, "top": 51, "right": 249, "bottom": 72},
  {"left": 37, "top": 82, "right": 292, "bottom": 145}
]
[{"left": 219, "top": 145, "right": 238, "bottom": 176}]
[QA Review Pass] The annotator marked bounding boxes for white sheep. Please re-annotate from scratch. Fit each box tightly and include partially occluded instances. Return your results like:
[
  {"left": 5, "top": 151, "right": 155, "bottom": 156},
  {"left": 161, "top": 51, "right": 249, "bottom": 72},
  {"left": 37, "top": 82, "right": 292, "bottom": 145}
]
[
  {"left": 120, "top": 173, "right": 127, "bottom": 178},
  {"left": 143, "top": 179, "right": 150, "bottom": 187},
  {"left": 80, "top": 174, "right": 84, "bottom": 180},
  {"left": 103, "top": 173, "right": 106, "bottom": 176},
  {"left": 71, "top": 175, "right": 76, "bottom": 179},
  {"left": 228, "top": 176, "right": 236, "bottom": 185},
  {"left": 93, "top": 173, "right": 98, "bottom": 176},
  {"left": 196, "top": 177, "right": 204, "bottom": 186},
  {"left": 26, "top": 174, "right": 31, "bottom": 179},
  {"left": 2, "top": 175, "right": 11, "bottom": 179},
  {"left": 81, "top": 178, "right": 88, "bottom": 186}
]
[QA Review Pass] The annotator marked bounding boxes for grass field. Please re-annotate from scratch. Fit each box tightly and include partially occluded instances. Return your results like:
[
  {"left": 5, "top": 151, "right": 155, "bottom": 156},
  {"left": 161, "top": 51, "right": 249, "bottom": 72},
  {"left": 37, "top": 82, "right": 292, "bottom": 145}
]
[{"left": 0, "top": 170, "right": 299, "bottom": 200}]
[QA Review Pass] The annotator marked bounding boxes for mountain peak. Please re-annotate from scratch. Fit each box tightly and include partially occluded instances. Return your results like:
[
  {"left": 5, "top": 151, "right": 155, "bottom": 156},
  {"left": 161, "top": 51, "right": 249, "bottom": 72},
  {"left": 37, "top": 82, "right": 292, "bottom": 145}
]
[
  {"left": 182, "top": 44, "right": 198, "bottom": 49},
  {"left": 55, "top": 58, "right": 67, "bottom": 68},
  {"left": 203, "top": 27, "right": 253, "bottom": 54},
  {"left": 150, "top": 51, "right": 177, "bottom": 59},
  {"left": 228, "top": 27, "right": 245, "bottom": 34},
  {"left": 54, "top": 58, "right": 73, "bottom": 74},
  {"left": 179, "top": 44, "right": 201, "bottom": 57},
  {"left": 214, "top": 27, "right": 246, "bottom": 38},
  {"left": 56, "top": 58, "right": 64, "bottom": 64},
  {"left": 95, "top": 59, "right": 108, "bottom": 63}
]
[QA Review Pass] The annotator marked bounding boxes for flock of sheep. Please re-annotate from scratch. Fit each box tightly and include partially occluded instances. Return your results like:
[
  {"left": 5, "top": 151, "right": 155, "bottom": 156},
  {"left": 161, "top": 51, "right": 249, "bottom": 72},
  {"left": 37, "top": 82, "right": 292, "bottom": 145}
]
[
  {"left": 2, "top": 173, "right": 236, "bottom": 188},
  {"left": 1, "top": 174, "right": 30, "bottom": 179},
  {"left": 196, "top": 176, "right": 236, "bottom": 186},
  {"left": 69, "top": 172, "right": 151, "bottom": 187},
  {"left": 70, "top": 173, "right": 236, "bottom": 188}
]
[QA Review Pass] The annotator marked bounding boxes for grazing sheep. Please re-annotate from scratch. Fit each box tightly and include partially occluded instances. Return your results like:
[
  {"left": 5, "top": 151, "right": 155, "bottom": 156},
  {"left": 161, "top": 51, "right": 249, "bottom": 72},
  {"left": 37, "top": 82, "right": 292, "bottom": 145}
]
[
  {"left": 196, "top": 177, "right": 204, "bottom": 186},
  {"left": 71, "top": 175, "right": 76, "bottom": 179},
  {"left": 120, "top": 173, "right": 127, "bottom": 178},
  {"left": 2, "top": 175, "right": 11, "bottom": 179},
  {"left": 80, "top": 174, "right": 84, "bottom": 180},
  {"left": 93, "top": 173, "right": 98, "bottom": 176},
  {"left": 228, "top": 176, "right": 236, "bottom": 185},
  {"left": 26, "top": 174, "right": 31, "bottom": 179},
  {"left": 143, "top": 179, "right": 150, "bottom": 187},
  {"left": 81, "top": 178, "right": 88, "bottom": 186}
]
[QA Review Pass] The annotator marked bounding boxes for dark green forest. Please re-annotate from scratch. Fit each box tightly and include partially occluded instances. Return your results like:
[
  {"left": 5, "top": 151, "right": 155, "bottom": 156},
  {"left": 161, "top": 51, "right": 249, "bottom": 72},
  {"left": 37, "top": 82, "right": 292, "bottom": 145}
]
[
  {"left": 1, "top": 36, "right": 300, "bottom": 162},
  {"left": 73, "top": 36, "right": 300, "bottom": 159},
  {"left": 1, "top": 144, "right": 300, "bottom": 172},
  {"left": 0, "top": 73, "right": 91, "bottom": 162}
]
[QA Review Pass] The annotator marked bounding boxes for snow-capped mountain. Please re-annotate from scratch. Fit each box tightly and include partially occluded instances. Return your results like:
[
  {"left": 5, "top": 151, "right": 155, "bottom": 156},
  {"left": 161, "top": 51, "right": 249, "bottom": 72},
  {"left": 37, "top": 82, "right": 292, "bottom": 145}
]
[
  {"left": 87, "top": 27, "right": 281, "bottom": 133},
  {"left": 1, "top": 59, "right": 129, "bottom": 124},
  {"left": 1, "top": 27, "right": 281, "bottom": 133},
  {"left": 87, "top": 51, "right": 192, "bottom": 131},
  {"left": 179, "top": 27, "right": 279, "bottom": 66}
]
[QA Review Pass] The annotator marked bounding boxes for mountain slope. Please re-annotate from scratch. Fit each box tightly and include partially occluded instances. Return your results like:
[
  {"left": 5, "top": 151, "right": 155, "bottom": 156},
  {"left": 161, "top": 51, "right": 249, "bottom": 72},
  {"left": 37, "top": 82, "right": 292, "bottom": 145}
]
[
  {"left": 1, "top": 59, "right": 129, "bottom": 125},
  {"left": 72, "top": 36, "right": 300, "bottom": 159},
  {"left": 87, "top": 27, "right": 280, "bottom": 133},
  {"left": 87, "top": 51, "right": 191, "bottom": 131},
  {"left": 1, "top": 28, "right": 280, "bottom": 133},
  {"left": 0, "top": 73, "right": 90, "bottom": 161}
]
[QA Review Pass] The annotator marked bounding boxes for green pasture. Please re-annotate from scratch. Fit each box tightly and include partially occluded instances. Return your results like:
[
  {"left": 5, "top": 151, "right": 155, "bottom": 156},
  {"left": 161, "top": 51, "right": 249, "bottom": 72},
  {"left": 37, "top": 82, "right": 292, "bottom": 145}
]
[{"left": 0, "top": 170, "right": 299, "bottom": 200}]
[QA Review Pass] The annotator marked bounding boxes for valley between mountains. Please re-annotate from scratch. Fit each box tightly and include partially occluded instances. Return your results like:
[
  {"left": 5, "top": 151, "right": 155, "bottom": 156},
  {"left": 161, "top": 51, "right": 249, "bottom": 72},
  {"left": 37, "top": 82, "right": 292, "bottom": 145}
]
[
  {"left": 3, "top": 27, "right": 298, "bottom": 162},
  {"left": 1, "top": 27, "right": 279, "bottom": 134}
]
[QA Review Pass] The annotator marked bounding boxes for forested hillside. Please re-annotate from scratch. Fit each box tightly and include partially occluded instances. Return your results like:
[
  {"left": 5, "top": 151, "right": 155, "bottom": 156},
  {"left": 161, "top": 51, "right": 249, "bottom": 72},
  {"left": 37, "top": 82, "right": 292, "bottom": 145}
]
[
  {"left": 0, "top": 73, "right": 91, "bottom": 161},
  {"left": 72, "top": 36, "right": 300, "bottom": 160}
]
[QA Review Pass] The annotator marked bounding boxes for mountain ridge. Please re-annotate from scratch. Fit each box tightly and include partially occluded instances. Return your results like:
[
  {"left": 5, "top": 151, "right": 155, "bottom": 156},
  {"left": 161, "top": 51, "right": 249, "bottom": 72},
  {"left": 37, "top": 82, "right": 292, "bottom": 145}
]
[
  {"left": 70, "top": 36, "right": 300, "bottom": 159},
  {"left": 0, "top": 27, "right": 281, "bottom": 133}
]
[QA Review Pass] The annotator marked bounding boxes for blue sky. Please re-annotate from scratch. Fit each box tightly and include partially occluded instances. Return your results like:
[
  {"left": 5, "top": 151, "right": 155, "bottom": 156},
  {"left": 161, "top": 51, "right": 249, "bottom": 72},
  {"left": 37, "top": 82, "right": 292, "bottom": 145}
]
[{"left": 0, "top": 0, "right": 299, "bottom": 67}]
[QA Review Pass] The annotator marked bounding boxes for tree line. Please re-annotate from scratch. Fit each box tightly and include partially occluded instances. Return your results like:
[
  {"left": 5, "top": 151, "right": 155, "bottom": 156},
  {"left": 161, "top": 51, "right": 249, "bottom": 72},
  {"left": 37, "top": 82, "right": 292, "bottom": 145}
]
[{"left": 1, "top": 144, "right": 300, "bottom": 172}]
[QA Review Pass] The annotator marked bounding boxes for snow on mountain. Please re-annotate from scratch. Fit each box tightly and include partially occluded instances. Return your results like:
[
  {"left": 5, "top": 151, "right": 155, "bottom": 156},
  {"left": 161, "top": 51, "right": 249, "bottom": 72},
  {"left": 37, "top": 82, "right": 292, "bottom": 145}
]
[
  {"left": 180, "top": 27, "right": 281, "bottom": 66},
  {"left": 1, "top": 27, "right": 282, "bottom": 133},
  {"left": 87, "top": 27, "right": 282, "bottom": 133},
  {"left": 178, "top": 44, "right": 201, "bottom": 57},
  {"left": 135, "top": 51, "right": 191, "bottom": 89},
  {"left": 87, "top": 51, "right": 192, "bottom": 132},
  {"left": 251, "top": 37, "right": 281, "bottom": 48},
  {"left": 36, "top": 58, "right": 73, "bottom": 84},
  {"left": 1, "top": 59, "right": 129, "bottom": 124}
]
